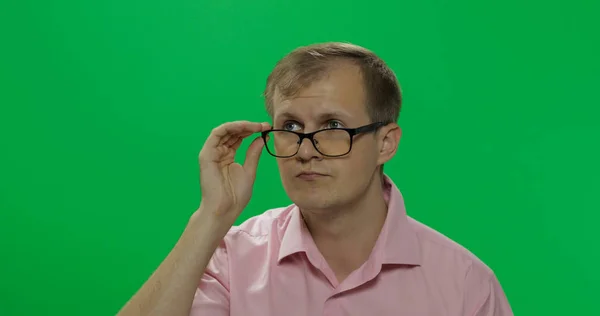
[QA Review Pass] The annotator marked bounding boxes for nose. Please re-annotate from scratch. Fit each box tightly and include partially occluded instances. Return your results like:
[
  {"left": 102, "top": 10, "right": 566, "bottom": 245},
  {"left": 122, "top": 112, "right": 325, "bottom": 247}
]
[{"left": 296, "top": 137, "right": 322, "bottom": 161}]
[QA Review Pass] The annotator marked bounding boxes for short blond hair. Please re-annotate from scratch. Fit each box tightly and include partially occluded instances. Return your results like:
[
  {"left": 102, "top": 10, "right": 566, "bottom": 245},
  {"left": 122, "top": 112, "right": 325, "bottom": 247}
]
[{"left": 263, "top": 42, "right": 402, "bottom": 123}]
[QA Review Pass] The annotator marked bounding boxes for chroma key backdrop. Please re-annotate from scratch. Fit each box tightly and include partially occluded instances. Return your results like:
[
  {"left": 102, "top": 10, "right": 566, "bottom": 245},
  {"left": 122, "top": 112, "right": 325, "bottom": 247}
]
[{"left": 1, "top": 0, "right": 598, "bottom": 315}]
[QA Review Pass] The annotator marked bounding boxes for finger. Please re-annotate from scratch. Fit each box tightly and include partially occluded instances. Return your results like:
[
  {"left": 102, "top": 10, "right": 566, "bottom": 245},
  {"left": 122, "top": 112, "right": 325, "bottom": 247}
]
[
  {"left": 218, "top": 134, "right": 232, "bottom": 147},
  {"left": 218, "top": 122, "right": 271, "bottom": 148},
  {"left": 261, "top": 122, "right": 272, "bottom": 131},
  {"left": 224, "top": 131, "right": 250, "bottom": 147},
  {"left": 206, "top": 121, "right": 265, "bottom": 148},
  {"left": 243, "top": 137, "right": 265, "bottom": 179},
  {"left": 216, "top": 121, "right": 264, "bottom": 137},
  {"left": 228, "top": 125, "right": 268, "bottom": 146},
  {"left": 224, "top": 135, "right": 239, "bottom": 147},
  {"left": 229, "top": 137, "right": 244, "bottom": 151}
]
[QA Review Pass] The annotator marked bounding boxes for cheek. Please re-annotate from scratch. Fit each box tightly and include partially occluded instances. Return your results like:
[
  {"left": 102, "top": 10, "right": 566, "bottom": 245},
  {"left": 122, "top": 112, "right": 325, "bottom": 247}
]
[
  {"left": 276, "top": 159, "right": 297, "bottom": 184},
  {"left": 277, "top": 158, "right": 294, "bottom": 171},
  {"left": 345, "top": 142, "right": 379, "bottom": 169}
]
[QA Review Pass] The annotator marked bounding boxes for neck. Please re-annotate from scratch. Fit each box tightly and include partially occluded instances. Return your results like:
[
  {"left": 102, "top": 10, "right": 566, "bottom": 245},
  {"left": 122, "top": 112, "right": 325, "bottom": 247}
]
[{"left": 300, "top": 174, "right": 388, "bottom": 266}]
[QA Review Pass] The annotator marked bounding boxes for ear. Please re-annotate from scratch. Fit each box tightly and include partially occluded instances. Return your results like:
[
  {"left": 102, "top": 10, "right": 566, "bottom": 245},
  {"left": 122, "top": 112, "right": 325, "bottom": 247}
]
[{"left": 377, "top": 123, "right": 402, "bottom": 165}]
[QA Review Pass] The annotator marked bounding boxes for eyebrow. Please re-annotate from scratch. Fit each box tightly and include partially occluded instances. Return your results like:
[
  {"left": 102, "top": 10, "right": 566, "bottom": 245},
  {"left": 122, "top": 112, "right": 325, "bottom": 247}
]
[{"left": 275, "top": 109, "right": 352, "bottom": 122}]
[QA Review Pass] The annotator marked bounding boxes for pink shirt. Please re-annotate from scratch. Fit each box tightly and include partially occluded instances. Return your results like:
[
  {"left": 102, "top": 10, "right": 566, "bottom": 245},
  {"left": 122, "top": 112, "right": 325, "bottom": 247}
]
[{"left": 191, "top": 176, "right": 513, "bottom": 315}]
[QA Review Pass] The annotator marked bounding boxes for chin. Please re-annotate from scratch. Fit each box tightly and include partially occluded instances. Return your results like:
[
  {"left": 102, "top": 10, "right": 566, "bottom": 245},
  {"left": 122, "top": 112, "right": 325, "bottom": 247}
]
[
  {"left": 283, "top": 179, "right": 338, "bottom": 210},
  {"left": 292, "top": 195, "right": 337, "bottom": 211}
]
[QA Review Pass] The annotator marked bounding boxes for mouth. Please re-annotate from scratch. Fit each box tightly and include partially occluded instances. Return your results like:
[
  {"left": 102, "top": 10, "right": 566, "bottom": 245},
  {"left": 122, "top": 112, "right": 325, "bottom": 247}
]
[{"left": 296, "top": 171, "right": 328, "bottom": 180}]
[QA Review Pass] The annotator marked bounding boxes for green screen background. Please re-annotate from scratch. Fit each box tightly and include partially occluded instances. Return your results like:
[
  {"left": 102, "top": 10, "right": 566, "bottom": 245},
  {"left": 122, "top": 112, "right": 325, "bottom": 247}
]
[{"left": 1, "top": 0, "right": 598, "bottom": 315}]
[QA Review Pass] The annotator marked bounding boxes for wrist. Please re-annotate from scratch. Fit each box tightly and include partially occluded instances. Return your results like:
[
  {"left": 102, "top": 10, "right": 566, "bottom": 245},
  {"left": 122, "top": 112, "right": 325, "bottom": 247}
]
[{"left": 188, "top": 205, "right": 235, "bottom": 239}]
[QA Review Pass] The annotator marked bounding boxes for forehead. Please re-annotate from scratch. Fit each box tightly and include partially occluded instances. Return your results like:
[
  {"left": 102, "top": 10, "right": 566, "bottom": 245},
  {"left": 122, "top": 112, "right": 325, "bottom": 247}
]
[{"left": 272, "top": 63, "right": 369, "bottom": 123}]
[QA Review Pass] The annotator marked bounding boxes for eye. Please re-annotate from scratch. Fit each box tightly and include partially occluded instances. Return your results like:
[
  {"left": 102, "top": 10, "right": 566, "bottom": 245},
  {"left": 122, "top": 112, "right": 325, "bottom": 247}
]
[
  {"left": 283, "top": 121, "right": 301, "bottom": 131},
  {"left": 327, "top": 120, "right": 344, "bottom": 129}
]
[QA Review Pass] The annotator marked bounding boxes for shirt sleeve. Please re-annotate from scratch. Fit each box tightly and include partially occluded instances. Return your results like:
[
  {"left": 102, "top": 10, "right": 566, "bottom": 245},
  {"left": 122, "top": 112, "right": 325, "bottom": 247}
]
[
  {"left": 464, "top": 263, "right": 514, "bottom": 316},
  {"left": 189, "top": 240, "right": 230, "bottom": 316}
]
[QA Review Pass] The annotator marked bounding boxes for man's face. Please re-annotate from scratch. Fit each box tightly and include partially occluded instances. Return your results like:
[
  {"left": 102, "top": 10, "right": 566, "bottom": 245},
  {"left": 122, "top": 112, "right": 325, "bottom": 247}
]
[{"left": 271, "top": 62, "right": 391, "bottom": 211}]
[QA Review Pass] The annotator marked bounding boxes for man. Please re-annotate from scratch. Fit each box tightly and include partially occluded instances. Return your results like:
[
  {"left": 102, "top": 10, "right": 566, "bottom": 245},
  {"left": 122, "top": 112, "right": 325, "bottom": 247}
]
[{"left": 117, "top": 42, "right": 513, "bottom": 316}]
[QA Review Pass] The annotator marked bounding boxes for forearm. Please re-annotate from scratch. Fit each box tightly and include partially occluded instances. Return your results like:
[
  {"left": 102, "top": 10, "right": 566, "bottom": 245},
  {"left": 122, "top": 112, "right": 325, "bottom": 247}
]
[{"left": 117, "top": 208, "right": 229, "bottom": 316}]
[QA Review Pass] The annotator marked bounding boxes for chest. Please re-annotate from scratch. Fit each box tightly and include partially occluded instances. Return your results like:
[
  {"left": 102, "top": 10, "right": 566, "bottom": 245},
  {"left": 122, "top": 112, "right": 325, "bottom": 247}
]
[{"left": 229, "top": 262, "right": 463, "bottom": 316}]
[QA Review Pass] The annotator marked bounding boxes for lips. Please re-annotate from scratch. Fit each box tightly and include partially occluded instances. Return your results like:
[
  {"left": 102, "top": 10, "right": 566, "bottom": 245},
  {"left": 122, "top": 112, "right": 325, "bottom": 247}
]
[
  {"left": 296, "top": 171, "right": 327, "bottom": 177},
  {"left": 296, "top": 171, "right": 328, "bottom": 180}
]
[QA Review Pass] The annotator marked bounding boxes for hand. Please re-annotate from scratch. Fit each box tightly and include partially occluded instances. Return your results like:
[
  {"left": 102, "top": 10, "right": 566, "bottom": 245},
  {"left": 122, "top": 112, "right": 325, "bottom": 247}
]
[{"left": 197, "top": 120, "right": 271, "bottom": 224}]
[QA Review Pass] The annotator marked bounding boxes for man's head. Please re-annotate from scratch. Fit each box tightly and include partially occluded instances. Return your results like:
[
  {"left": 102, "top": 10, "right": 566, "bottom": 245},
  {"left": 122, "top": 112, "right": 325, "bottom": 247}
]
[{"left": 262, "top": 42, "right": 402, "bottom": 211}]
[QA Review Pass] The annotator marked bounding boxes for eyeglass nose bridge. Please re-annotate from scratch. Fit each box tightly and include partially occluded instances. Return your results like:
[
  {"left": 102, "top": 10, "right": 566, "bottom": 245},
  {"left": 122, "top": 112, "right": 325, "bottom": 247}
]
[{"left": 295, "top": 130, "right": 320, "bottom": 152}]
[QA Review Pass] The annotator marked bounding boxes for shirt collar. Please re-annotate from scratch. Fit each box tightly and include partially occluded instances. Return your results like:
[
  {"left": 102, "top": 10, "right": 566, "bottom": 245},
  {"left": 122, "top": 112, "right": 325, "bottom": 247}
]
[{"left": 277, "top": 174, "right": 421, "bottom": 266}]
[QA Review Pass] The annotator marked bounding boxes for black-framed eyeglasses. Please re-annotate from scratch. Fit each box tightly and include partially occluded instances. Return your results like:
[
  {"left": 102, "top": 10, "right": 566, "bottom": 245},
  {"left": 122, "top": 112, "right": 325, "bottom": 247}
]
[{"left": 261, "top": 122, "right": 386, "bottom": 158}]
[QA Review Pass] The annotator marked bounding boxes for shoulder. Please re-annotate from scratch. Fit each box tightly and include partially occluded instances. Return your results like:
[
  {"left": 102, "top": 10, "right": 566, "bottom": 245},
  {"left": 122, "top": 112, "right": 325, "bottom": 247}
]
[
  {"left": 222, "top": 204, "right": 295, "bottom": 244},
  {"left": 407, "top": 216, "right": 495, "bottom": 278},
  {"left": 206, "top": 205, "right": 296, "bottom": 278},
  {"left": 407, "top": 218, "right": 512, "bottom": 314}
]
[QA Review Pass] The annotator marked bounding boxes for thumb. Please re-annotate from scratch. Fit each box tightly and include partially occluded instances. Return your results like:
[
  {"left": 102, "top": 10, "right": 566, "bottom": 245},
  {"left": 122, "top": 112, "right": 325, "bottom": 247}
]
[{"left": 243, "top": 137, "right": 265, "bottom": 178}]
